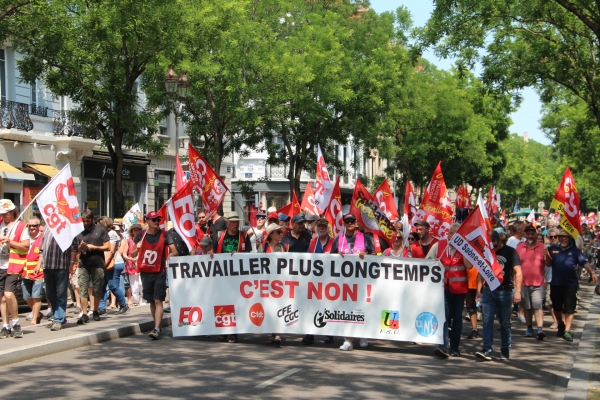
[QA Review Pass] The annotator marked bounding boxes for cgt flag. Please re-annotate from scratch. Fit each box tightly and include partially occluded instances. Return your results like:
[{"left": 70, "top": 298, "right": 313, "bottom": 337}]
[
  {"left": 167, "top": 181, "right": 197, "bottom": 253},
  {"left": 325, "top": 177, "right": 344, "bottom": 238},
  {"left": 175, "top": 154, "right": 188, "bottom": 191},
  {"left": 416, "top": 162, "right": 453, "bottom": 240},
  {"left": 188, "top": 144, "right": 228, "bottom": 219},
  {"left": 277, "top": 190, "right": 302, "bottom": 219},
  {"left": 550, "top": 167, "right": 581, "bottom": 239},
  {"left": 301, "top": 183, "right": 320, "bottom": 216},
  {"left": 314, "top": 144, "right": 333, "bottom": 213},
  {"left": 450, "top": 205, "right": 504, "bottom": 290},
  {"left": 373, "top": 179, "right": 399, "bottom": 221},
  {"left": 349, "top": 179, "right": 395, "bottom": 249},
  {"left": 36, "top": 164, "right": 84, "bottom": 251}
]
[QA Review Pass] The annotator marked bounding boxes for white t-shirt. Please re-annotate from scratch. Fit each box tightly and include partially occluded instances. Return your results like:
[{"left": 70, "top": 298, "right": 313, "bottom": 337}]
[
  {"left": 108, "top": 230, "right": 124, "bottom": 264},
  {"left": 506, "top": 236, "right": 525, "bottom": 249},
  {"left": 249, "top": 227, "right": 266, "bottom": 253},
  {"left": 0, "top": 221, "right": 31, "bottom": 269}
]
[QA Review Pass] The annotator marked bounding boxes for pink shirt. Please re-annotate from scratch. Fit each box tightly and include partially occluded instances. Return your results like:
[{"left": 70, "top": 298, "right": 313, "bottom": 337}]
[{"left": 516, "top": 241, "right": 545, "bottom": 286}]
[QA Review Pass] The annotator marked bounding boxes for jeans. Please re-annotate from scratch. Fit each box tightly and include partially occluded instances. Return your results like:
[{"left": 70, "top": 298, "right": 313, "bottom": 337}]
[
  {"left": 44, "top": 269, "right": 69, "bottom": 324},
  {"left": 482, "top": 286, "right": 514, "bottom": 353},
  {"left": 99, "top": 263, "right": 126, "bottom": 309},
  {"left": 441, "top": 290, "right": 466, "bottom": 350}
]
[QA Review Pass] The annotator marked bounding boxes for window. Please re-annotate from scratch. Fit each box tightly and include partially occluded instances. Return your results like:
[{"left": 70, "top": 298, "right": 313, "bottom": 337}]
[
  {"left": 31, "top": 80, "right": 37, "bottom": 109},
  {"left": 0, "top": 49, "right": 5, "bottom": 101}
]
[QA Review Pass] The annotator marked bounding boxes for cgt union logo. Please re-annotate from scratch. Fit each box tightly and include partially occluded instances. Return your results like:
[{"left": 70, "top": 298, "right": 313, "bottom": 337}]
[
  {"left": 278, "top": 304, "right": 299, "bottom": 326},
  {"left": 214, "top": 305, "right": 236, "bottom": 327},
  {"left": 178, "top": 307, "right": 203, "bottom": 327},
  {"left": 314, "top": 309, "right": 365, "bottom": 328},
  {"left": 380, "top": 310, "right": 400, "bottom": 334}
]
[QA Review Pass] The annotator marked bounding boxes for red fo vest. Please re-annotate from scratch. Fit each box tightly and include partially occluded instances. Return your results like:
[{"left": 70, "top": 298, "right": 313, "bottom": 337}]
[
  {"left": 216, "top": 231, "right": 245, "bottom": 253},
  {"left": 7, "top": 221, "right": 27, "bottom": 274},
  {"left": 136, "top": 230, "right": 167, "bottom": 273},
  {"left": 23, "top": 234, "right": 43, "bottom": 280},
  {"left": 437, "top": 239, "right": 468, "bottom": 294},
  {"left": 309, "top": 237, "right": 333, "bottom": 253},
  {"left": 410, "top": 238, "right": 438, "bottom": 259}
]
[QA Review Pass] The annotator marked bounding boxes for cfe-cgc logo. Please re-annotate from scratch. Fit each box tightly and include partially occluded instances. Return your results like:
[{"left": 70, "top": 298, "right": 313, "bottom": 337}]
[
  {"left": 178, "top": 307, "right": 203, "bottom": 327},
  {"left": 314, "top": 309, "right": 365, "bottom": 328},
  {"left": 214, "top": 305, "right": 236, "bottom": 328},
  {"left": 249, "top": 303, "right": 265, "bottom": 326},
  {"left": 380, "top": 310, "right": 400, "bottom": 334},
  {"left": 415, "top": 312, "right": 438, "bottom": 337},
  {"left": 277, "top": 304, "right": 299, "bottom": 326}
]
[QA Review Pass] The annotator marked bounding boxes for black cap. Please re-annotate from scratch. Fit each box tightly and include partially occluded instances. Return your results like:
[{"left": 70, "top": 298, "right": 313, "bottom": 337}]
[
  {"left": 343, "top": 213, "right": 357, "bottom": 222},
  {"left": 291, "top": 214, "right": 306, "bottom": 224}
]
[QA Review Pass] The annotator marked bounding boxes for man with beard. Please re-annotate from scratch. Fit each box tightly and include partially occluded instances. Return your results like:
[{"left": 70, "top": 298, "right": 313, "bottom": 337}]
[{"left": 411, "top": 220, "right": 437, "bottom": 258}]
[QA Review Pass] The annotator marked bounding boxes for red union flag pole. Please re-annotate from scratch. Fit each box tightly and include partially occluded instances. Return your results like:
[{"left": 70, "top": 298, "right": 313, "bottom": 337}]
[
  {"left": 301, "top": 183, "right": 320, "bottom": 216},
  {"left": 325, "top": 177, "right": 344, "bottom": 237},
  {"left": 550, "top": 167, "right": 581, "bottom": 239},
  {"left": 450, "top": 206, "right": 504, "bottom": 290},
  {"left": 167, "top": 181, "right": 197, "bottom": 253},
  {"left": 415, "top": 161, "right": 453, "bottom": 240},
  {"left": 188, "top": 144, "right": 228, "bottom": 218},
  {"left": 402, "top": 180, "right": 417, "bottom": 248}
]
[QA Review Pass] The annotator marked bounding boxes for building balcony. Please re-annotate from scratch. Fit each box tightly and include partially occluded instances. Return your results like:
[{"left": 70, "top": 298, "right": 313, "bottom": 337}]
[
  {"left": 30, "top": 104, "right": 49, "bottom": 118},
  {"left": 0, "top": 100, "right": 34, "bottom": 132},
  {"left": 53, "top": 110, "right": 87, "bottom": 137}
]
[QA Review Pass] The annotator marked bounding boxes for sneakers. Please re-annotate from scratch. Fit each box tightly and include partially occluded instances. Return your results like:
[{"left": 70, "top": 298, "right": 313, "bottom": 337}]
[
  {"left": 26, "top": 313, "right": 34, "bottom": 321},
  {"left": 140, "top": 300, "right": 148, "bottom": 306},
  {"left": 164, "top": 307, "right": 171, "bottom": 313},
  {"left": 92, "top": 311, "right": 100, "bottom": 321},
  {"left": 339, "top": 340, "right": 353, "bottom": 351},
  {"left": 97, "top": 309, "right": 106, "bottom": 316},
  {"left": 475, "top": 349, "right": 493, "bottom": 361},
  {"left": 518, "top": 314, "right": 526, "bottom": 323},
  {"left": 118, "top": 305, "right": 131, "bottom": 315},
  {"left": 434, "top": 347, "right": 450, "bottom": 358},
  {"left": 148, "top": 328, "right": 161, "bottom": 340},
  {"left": 500, "top": 351, "right": 510, "bottom": 360},
  {"left": 550, "top": 322, "right": 558, "bottom": 329},
  {"left": 537, "top": 328, "right": 546, "bottom": 340},
  {"left": 557, "top": 323, "right": 566, "bottom": 337},
  {"left": 45, "top": 310, "right": 54, "bottom": 319},
  {"left": 0, "top": 326, "right": 12, "bottom": 339},
  {"left": 12, "top": 323, "right": 23, "bottom": 338},
  {"left": 525, "top": 327, "right": 534, "bottom": 337},
  {"left": 302, "top": 334, "right": 315, "bottom": 345},
  {"left": 50, "top": 322, "right": 62, "bottom": 331},
  {"left": 359, "top": 338, "right": 369, "bottom": 348},
  {"left": 324, "top": 336, "right": 334, "bottom": 344},
  {"left": 450, "top": 348, "right": 461, "bottom": 357},
  {"left": 74, "top": 307, "right": 82, "bottom": 314},
  {"left": 563, "top": 330, "right": 574, "bottom": 342},
  {"left": 468, "top": 330, "right": 480, "bottom": 339},
  {"left": 77, "top": 314, "right": 89, "bottom": 325}
]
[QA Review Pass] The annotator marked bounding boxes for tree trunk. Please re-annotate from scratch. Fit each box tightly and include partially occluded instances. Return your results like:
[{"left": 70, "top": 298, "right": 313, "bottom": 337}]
[{"left": 108, "top": 129, "right": 125, "bottom": 218}]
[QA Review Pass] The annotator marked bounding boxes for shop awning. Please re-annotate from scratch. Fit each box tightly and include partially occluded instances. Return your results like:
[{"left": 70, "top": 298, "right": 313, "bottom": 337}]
[
  {"left": 23, "top": 163, "right": 60, "bottom": 178},
  {"left": 0, "top": 161, "right": 35, "bottom": 181}
]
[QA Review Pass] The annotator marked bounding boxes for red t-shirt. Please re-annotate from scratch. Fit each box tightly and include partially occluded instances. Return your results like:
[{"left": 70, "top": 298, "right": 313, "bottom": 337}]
[{"left": 516, "top": 241, "right": 545, "bottom": 286}]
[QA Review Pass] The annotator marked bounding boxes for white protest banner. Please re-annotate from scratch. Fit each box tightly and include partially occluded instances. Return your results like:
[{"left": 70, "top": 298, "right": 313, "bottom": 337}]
[
  {"left": 168, "top": 253, "right": 445, "bottom": 344},
  {"left": 36, "top": 164, "right": 84, "bottom": 251}
]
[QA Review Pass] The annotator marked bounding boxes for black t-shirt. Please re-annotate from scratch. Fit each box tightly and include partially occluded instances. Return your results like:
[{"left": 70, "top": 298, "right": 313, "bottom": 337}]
[
  {"left": 72, "top": 224, "right": 109, "bottom": 268},
  {"left": 209, "top": 216, "right": 227, "bottom": 238},
  {"left": 168, "top": 228, "right": 191, "bottom": 256},
  {"left": 493, "top": 244, "right": 521, "bottom": 289},
  {"left": 134, "top": 229, "right": 173, "bottom": 266},
  {"left": 213, "top": 231, "right": 252, "bottom": 253},
  {"left": 282, "top": 230, "right": 313, "bottom": 253},
  {"left": 330, "top": 232, "right": 376, "bottom": 254}
]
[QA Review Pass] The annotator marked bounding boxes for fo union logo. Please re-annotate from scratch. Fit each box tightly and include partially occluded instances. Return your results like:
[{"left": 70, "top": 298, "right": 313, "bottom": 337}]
[
  {"left": 415, "top": 312, "right": 438, "bottom": 337},
  {"left": 380, "top": 310, "right": 400, "bottom": 334},
  {"left": 214, "top": 305, "right": 236, "bottom": 328},
  {"left": 178, "top": 307, "right": 202, "bottom": 327}
]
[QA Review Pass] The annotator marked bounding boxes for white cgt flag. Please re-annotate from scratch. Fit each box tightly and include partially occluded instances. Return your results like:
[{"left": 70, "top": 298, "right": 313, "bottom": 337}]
[
  {"left": 314, "top": 144, "right": 333, "bottom": 214},
  {"left": 37, "top": 164, "right": 84, "bottom": 251}
]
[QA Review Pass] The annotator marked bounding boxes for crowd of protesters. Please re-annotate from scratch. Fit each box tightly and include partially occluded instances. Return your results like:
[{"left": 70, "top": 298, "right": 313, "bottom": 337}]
[{"left": 0, "top": 198, "right": 597, "bottom": 363}]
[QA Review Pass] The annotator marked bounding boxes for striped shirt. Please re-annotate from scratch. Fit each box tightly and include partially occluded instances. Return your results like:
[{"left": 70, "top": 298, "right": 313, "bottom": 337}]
[{"left": 39, "top": 228, "right": 74, "bottom": 270}]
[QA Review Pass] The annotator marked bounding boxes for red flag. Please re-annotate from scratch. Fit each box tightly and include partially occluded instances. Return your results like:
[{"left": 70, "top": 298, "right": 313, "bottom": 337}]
[
  {"left": 157, "top": 203, "right": 168, "bottom": 231},
  {"left": 455, "top": 185, "right": 465, "bottom": 209},
  {"left": 464, "top": 186, "right": 472, "bottom": 208},
  {"left": 324, "top": 177, "right": 344, "bottom": 238},
  {"left": 550, "top": 167, "right": 581, "bottom": 239},
  {"left": 402, "top": 180, "right": 418, "bottom": 247},
  {"left": 373, "top": 179, "right": 398, "bottom": 221},
  {"left": 277, "top": 190, "right": 302, "bottom": 219},
  {"left": 166, "top": 181, "right": 197, "bottom": 252},
  {"left": 416, "top": 162, "right": 453, "bottom": 240},
  {"left": 301, "top": 183, "right": 320, "bottom": 216},
  {"left": 175, "top": 154, "right": 187, "bottom": 191},
  {"left": 500, "top": 209, "right": 506, "bottom": 222},
  {"left": 314, "top": 144, "right": 333, "bottom": 213},
  {"left": 349, "top": 179, "right": 395, "bottom": 247},
  {"left": 450, "top": 205, "right": 504, "bottom": 290},
  {"left": 188, "top": 144, "right": 228, "bottom": 218},
  {"left": 485, "top": 186, "right": 497, "bottom": 225}
]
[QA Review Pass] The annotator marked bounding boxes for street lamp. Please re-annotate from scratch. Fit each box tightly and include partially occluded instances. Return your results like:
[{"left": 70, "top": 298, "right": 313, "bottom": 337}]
[{"left": 163, "top": 65, "right": 191, "bottom": 156}]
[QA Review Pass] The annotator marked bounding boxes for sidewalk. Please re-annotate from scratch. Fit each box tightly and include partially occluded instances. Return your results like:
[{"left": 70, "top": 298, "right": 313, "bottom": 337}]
[{"left": 0, "top": 304, "right": 171, "bottom": 365}]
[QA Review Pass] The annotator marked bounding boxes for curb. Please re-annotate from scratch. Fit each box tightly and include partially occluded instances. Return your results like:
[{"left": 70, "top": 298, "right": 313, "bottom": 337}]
[{"left": 0, "top": 316, "right": 171, "bottom": 366}]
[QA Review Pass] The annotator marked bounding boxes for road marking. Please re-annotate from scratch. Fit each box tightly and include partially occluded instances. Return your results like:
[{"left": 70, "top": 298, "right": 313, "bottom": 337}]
[{"left": 255, "top": 368, "right": 301, "bottom": 389}]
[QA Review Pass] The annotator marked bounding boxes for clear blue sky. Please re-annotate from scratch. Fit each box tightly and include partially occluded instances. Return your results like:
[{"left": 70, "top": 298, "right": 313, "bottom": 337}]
[{"left": 369, "top": 0, "right": 549, "bottom": 145}]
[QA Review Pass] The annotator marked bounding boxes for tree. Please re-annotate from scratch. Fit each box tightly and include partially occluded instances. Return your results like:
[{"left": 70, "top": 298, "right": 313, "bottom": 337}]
[{"left": 12, "top": 0, "right": 200, "bottom": 215}]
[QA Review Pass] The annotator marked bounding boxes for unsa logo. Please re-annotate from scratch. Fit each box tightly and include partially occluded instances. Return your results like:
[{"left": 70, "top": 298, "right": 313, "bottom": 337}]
[
  {"left": 415, "top": 312, "right": 438, "bottom": 337},
  {"left": 249, "top": 303, "right": 265, "bottom": 326}
]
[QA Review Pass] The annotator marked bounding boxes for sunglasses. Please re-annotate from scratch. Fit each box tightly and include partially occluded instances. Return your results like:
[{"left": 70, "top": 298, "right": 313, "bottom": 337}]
[
  {"left": 148, "top": 218, "right": 160, "bottom": 222},
  {"left": 272, "top": 230, "right": 283, "bottom": 235},
  {"left": 408, "top": 238, "right": 416, "bottom": 242},
  {"left": 257, "top": 216, "right": 266, "bottom": 220},
  {"left": 344, "top": 220, "right": 356, "bottom": 224},
  {"left": 28, "top": 224, "right": 40, "bottom": 228},
  {"left": 549, "top": 236, "right": 558, "bottom": 239}
]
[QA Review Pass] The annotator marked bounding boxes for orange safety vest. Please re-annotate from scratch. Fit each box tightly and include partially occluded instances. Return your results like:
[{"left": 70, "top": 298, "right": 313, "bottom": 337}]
[
  {"left": 7, "top": 221, "right": 27, "bottom": 274},
  {"left": 23, "top": 234, "right": 43, "bottom": 280},
  {"left": 437, "top": 239, "right": 468, "bottom": 294}
]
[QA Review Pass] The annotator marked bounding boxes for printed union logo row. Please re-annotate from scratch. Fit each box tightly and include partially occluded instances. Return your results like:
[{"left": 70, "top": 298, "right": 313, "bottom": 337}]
[{"left": 179, "top": 305, "right": 438, "bottom": 337}]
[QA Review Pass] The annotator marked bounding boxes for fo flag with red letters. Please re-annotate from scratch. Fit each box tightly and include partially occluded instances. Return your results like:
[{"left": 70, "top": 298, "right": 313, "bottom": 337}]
[
  {"left": 550, "top": 167, "right": 581, "bottom": 239},
  {"left": 450, "top": 206, "right": 504, "bottom": 290},
  {"left": 325, "top": 177, "right": 344, "bottom": 238},
  {"left": 416, "top": 162, "right": 453, "bottom": 240},
  {"left": 188, "top": 144, "right": 228, "bottom": 218},
  {"left": 167, "top": 181, "right": 197, "bottom": 253},
  {"left": 314, "top": 144, "right": 333, "bottom": 213},
  {"left": 36, "top": 164, "right": 84, "bottom": 251},
  {"left": 349, "top": 179, "right": 395, "bottom": 247},
  {"left": 301, "top": 183, "right": 320, "bottom": 216},
  {"left": 157, "top": 203, "right": 168, "bottom": 231},
  {"left": 373, "top": 179, "right": 398, "bottom": 221}
]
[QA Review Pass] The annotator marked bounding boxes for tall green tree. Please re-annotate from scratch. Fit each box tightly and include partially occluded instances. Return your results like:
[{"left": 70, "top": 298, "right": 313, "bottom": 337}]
[{"left": 12, "top": 0, "right": 200, "bottom": 215}]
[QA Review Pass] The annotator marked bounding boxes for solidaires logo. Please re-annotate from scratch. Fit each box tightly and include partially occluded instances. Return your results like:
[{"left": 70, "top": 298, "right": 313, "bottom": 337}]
[
  {"left": 415, "top": 312, "right": 438, "bottom": 337},
  {"left": 381, "top": 310, "right": 399, "bottom": 329}
]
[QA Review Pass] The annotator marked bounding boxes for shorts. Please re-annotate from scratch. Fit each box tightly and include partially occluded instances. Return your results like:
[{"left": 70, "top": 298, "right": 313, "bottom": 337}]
[
  {"left": 5, "top": 273, "right": 22, "bottom": 294},
  {"left": 141, "top": 270, "right": 167, "bottom": 302},
  {"left": 0, "top": 269, "right": 6, "bottom": 296},
  {"left": 521, "top": 285, "right": 545, "bottom": 310},
  {"left": 123, "top": 274, "right": 130, "bottom": 290},
  {"left": 22, "top": 279, "right": 44, "bottom": 300},
  {"left": 70, "top": 268, "right": 79, "bottom": 288},
  {"left": 465, "top": 288, "right": 477, "bottom": 313},
  {"left": 550, "top": 285, "right": 578, "bottom": 314},
  {"left": 78, "top": 267, "right": 105, "bottom": 298},
  {"left": 545, "top": 283, "right": 552, "bottom": 306}
]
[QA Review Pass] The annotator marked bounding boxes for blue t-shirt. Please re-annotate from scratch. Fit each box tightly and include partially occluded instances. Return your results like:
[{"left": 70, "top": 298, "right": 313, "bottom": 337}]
[{"left": 548, "top": 245, "right": 587, "bottom": 287}]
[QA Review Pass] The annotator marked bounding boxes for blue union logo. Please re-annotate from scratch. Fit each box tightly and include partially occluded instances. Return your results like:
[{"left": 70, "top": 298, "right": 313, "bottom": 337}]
[{"left": 415, "top": 312, "right": 438, "bottom": 337}]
